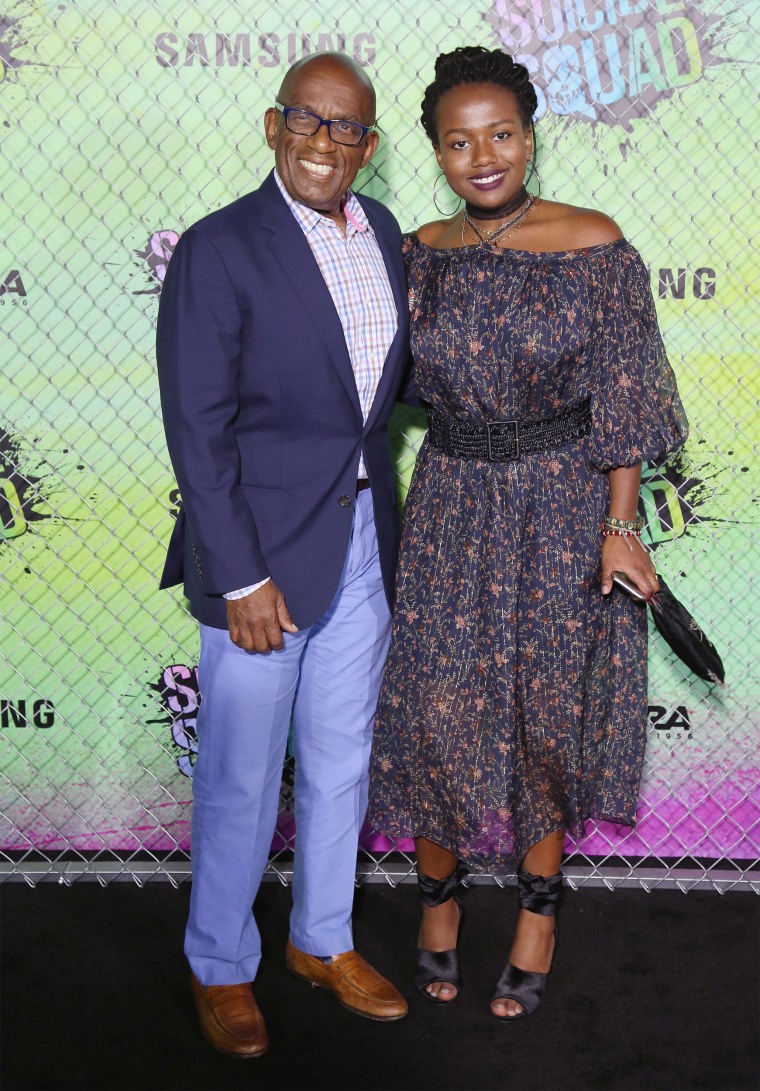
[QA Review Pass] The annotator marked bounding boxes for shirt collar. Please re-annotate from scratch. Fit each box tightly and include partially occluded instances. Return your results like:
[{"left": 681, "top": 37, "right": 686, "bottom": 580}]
[{"left": 274, "top": 169, "right": 370, "bottom": 237}]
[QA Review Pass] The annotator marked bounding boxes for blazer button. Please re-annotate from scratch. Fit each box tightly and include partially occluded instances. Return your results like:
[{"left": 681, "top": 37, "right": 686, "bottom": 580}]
[{"left": 339, "top": 495, "right": 352, "bottom": 508}]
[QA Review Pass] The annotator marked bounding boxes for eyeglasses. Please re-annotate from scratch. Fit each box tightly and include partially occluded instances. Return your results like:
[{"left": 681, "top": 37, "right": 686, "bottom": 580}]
[{"left": 274, "top": 102, "right": 375, "bottom": 147}]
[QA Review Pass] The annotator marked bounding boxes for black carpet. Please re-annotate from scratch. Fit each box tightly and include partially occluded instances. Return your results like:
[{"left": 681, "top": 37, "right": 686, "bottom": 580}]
[{"left": 1, "top": 880, "right": 757, "bottom": 1091}]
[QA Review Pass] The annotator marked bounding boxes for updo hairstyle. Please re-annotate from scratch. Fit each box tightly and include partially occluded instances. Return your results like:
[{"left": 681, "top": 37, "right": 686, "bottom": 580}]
[{"left": 421, "top": 46, "right": 538, "bottom": 153}]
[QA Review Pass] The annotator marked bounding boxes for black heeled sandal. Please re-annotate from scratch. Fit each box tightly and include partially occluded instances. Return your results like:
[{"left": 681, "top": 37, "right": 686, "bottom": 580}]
[
  {"left": 414, "top": 864, "right": 467, "bottom": 1004},
  {"left": 490, "top": 866, "right": 562, "bottom": 1020}
]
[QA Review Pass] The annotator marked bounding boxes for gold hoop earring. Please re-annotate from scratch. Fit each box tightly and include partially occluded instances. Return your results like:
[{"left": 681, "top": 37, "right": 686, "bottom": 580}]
[
  {"left": 433, "top": 172, "right": 463, "bottom": 217},
  {"left": 526, "top": 161, "right": 542, "bottom": 200},
  {"left": 527, "top": 140, "right": 538, "bottom": 198},
  {"left": 525, "top": 122, "right": 541, "bottom": 199}
]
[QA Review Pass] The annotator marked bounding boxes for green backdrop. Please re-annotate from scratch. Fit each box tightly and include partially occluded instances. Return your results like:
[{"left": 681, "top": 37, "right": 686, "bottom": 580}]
[{"left": 1, "top": 0, "right": 757, "bottom": 876}]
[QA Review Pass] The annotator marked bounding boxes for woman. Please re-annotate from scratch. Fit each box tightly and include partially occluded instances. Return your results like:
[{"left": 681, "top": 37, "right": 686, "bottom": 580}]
[{"left": 369, "top": 46, "right": 687, "bottom": 1020}]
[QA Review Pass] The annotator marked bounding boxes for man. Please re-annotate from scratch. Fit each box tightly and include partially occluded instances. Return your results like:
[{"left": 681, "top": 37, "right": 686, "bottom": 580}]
[{"left": 156, "top": 53, "right": 411, "bottom": 1058}]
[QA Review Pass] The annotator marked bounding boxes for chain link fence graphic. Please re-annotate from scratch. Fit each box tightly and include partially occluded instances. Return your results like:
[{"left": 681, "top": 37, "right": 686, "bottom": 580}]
[{"left": 1, "top": 0, "right": 758, "bottom": 891}]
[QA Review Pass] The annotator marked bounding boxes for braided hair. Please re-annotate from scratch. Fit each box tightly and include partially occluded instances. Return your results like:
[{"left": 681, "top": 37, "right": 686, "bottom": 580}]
[{"left": 421, "top": 46, "right": 538, "bottom": 152}]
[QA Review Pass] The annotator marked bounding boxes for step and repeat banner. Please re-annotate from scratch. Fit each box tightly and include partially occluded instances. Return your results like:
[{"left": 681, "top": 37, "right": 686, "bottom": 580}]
[{"left": 1, "top": 0, "right": 758, "bottom": 884}]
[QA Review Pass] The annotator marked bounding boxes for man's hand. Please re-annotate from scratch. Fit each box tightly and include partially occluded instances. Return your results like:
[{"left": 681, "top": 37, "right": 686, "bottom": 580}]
[{"left": 226, "top": 581, "right": 299, "bottom": 652}]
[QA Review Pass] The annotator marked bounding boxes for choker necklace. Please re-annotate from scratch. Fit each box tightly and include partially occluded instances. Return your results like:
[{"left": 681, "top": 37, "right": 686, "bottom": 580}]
[
  {"left": 464, "top": 186, "right": 529, "bottom": 222},
  {"left": 461, "top": 193, "right": 536, "bottom": 249}
]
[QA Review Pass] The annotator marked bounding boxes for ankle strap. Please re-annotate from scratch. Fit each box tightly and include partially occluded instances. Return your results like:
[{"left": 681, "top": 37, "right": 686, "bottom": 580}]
[
  {"left": 517, "top": 867, "right": 562, "bottom": 916},
  {"left": 416, "top": 864, "right": 467, "bottom": 907}
]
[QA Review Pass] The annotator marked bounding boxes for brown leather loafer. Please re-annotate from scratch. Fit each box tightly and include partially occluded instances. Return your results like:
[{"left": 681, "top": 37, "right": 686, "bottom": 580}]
[
  {"left": 286, "top": 939, "right": 408, "bottom": 1022},
  {"left": 191, "top": 974, "right": 269, "bottom": 1058}
]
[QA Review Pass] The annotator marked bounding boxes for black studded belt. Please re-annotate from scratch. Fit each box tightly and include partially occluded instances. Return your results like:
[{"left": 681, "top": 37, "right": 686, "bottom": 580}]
[{"left": 426, "top": 399, "right": 591, "bottom": 463}]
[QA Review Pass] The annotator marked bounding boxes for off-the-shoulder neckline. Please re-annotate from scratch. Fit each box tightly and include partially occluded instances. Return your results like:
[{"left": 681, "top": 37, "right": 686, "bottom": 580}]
[{"left": 407, "top": 235, "right": 630, "bottom": 260}]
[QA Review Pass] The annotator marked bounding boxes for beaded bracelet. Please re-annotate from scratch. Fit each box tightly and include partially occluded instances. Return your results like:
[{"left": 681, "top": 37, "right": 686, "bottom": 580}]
[
  {"left": 602, "top": 526, "right": 640, "bottom": 552},
  {"left": 604, "top": 515, "right": 645, "bottom": 532}
]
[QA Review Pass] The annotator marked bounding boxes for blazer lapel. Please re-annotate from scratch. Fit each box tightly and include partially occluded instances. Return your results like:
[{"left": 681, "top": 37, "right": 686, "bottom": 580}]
[
  {"left": 258, "top": 173, "right": 361, "bottom": 419},
  {"left": 358, "top": 196, "right": 410, "bottom": 430}
]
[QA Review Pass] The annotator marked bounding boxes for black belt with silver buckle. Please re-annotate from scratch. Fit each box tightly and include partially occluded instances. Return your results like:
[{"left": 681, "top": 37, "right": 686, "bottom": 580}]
[{"left": 426, "top": 399, "right": 591, "bottom": 463}]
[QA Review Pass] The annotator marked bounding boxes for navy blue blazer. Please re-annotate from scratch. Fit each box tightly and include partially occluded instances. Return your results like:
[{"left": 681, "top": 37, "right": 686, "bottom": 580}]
[{"left": 156, "top": 170, "right": 411, "bottom": 630}]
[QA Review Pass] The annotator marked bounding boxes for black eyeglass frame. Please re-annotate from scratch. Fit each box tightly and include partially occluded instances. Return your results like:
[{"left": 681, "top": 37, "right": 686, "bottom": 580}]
[{"left": 274, "top": 102, "right": 375, "bottom": 147}]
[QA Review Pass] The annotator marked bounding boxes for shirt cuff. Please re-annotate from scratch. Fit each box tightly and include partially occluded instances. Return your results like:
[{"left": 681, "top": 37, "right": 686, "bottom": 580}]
[{"left": 223, "top": 578, "right": 270, "bottom": 600}]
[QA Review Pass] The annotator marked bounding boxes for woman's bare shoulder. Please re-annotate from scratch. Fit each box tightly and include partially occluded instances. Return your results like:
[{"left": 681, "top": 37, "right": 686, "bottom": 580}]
[
  {"left": 415, "top": 218, "right": 459, "bottom": 247},
  {"left": 570, "top": 207, "right": 624, "bottom": 245},
  {"left": 531, "top": 200, "right": 624, "bottom": 249}
]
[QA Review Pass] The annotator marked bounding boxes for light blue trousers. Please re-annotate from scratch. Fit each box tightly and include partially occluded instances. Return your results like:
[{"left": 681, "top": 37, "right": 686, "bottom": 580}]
[{"left": 185, "top": 490, "right": 391, "bottom": 985}]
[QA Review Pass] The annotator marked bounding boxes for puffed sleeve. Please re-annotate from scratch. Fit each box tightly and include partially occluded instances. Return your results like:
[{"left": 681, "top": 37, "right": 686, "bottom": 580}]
[
  {"left": 587, "top": 242, "right": 688, "bottom": 471},
  {"left": 395, "top": 232, "right": 425, "bottom": 408},
  {"left": 401, "top": 231, "right": 421, "bottom": 269},
  {"left": 402, "top": 231, "right": 434, "bottom": 323}
]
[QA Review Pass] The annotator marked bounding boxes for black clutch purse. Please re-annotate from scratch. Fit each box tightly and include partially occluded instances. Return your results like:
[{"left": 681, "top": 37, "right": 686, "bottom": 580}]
[
  {"left": 648, "top": 576, "right": 725, "bottom": 685},
  {"left": 612, "top": 572, "right": 725, "bottom": 685}
]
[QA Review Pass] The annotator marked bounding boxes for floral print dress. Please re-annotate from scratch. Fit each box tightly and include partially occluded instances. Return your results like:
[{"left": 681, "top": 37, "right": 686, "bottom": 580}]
[{"left": 368, "top": 235, "right": 688, "bottom": 875}]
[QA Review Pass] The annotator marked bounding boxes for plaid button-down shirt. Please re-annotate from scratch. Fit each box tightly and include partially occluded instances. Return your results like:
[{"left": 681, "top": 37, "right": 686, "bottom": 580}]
[
  {"left": 274, "top": 170, "right": 398, "bottom": 473},
  {"left": 224, "top": 172, "right": 398, "bottom": 600}
]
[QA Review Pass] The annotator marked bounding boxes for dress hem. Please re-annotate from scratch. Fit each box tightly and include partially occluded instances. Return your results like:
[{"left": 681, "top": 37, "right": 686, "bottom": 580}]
[{"left": 368, "top": 808, "right": 637, "bottom": 877}]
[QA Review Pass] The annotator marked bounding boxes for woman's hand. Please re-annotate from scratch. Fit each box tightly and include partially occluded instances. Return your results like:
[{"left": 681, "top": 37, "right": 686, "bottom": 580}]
[{"left": 600, "top": 535, "right": 659, "bottom": 601}]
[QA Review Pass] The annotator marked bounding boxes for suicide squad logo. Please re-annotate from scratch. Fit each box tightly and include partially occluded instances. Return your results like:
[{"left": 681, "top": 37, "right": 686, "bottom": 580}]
[
  {"left": 153, "top": 664, "right": 200, "bottom": 778},
  {"left": 152, "top": 664, "right": 296, "bottom": 821},
  {"left": 0, "top": 424, "right": 94, "bottom": 554},
  {"left": 0, "top": 426, "right": 54, "bottom": 541},
  {"left": 132, "top": 230, "right": 180, "bottom": 296},
  {"left": 486, "top": 1, "right": 730, "bottom": 128},
  {"left": 0, "top": 3, "right": 82, "bottom": 96},
  {"left": 639, "top": 437, "right": 738, "bottom": 550},
  {"left": 0, "top": 5, "right": 42, "bottom": 86}
]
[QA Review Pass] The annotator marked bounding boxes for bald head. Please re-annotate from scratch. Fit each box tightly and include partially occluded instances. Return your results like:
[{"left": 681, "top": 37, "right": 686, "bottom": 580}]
[
  {"left": 264, "top": 50, "right": 380, "bottom": 223},
  {"left": 278, "top": 53, "right": 376, "bottom": 123}
]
